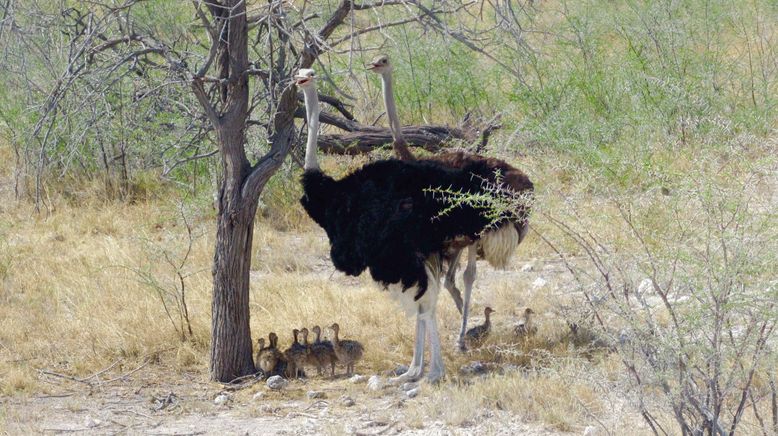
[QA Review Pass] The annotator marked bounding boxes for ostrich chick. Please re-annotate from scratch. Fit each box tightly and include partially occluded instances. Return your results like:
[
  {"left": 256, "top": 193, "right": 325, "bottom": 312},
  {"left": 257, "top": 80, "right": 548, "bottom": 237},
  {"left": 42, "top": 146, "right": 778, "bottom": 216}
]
[
  {"left": 257, "top": 332, "right": 284, "bottom": 376},
  {"left": 309, "top": 325, "right": 337, "bottom": 377},
  {"left": 283, "top": 329, "right": 308, "bottom": 379},
  {"left": 514, "top": 308, "right": 537, "bottom": 338},
  {"left": 300, "top": 327, "right": 313, "bottom": 376},
  {"left": 329, "top": 323, "right": 363, "bottom": 376},
  {"left": 465, "top": 307, "right": 495, "bottom": 345}
]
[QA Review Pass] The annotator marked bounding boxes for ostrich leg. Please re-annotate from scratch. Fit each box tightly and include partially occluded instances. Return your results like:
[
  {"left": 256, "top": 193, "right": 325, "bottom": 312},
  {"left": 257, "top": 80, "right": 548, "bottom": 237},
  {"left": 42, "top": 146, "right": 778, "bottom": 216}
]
[
  {"left": 444, "top": 249, "right": 464, "bottom": 313},
  {"left": 390, "top": 315, "right": 426, "bottom": 384},
  {"left": 425, "top": 266, "right": 445, "bottom": 383},
  {"left": 425, "top": 308, "right": 445, "bottom": 383},
  {"left": 456, "top": 245, "right": 478, "bottom": 351}
]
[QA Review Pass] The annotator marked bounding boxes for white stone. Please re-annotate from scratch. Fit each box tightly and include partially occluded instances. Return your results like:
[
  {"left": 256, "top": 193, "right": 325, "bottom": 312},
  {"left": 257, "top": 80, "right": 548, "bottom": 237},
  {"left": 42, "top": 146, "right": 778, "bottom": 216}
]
[
  {"left": 266, "top": 375, "right": 288, "bottom": 390},
  {"left": 520, "top": 263, "right": 534, "bottom": 272},
  {"left": 349, "top": 374, "right": 368, "bottom": 384},
  {"left": 340, "top": 396, "right": 356, "bottom": 407},
  {"left": 213, "top": 393, "right": 231, "bottom": 406},
  {"left": 406, "top": 387, "right": 420, "bottom": 398},
  {"left": 252, "top": 391, "right": 265, "bottom": 401},
  {"left": 637, "top": 278, "right": 653, "bottom": 295},
  {"left": 307, "top": 390, "right": 326, "bottom": 399},
  {"left": 367, "top": 375, "right": 384, "bottom": 391},
  {"left": 84, "top": 417, "right": 101, "bottom": 429},
  {"left": 531, "top": 277, "right": 547, "bottom": 289},
  {"left": 400, "top": 382, "right": 418, "bottom": 392},
  {"left": 583, "top": 425, "right": 598, "bottom": 436},
  {"left": 671, "top": 295, "right": 690, "bottom": 303}
]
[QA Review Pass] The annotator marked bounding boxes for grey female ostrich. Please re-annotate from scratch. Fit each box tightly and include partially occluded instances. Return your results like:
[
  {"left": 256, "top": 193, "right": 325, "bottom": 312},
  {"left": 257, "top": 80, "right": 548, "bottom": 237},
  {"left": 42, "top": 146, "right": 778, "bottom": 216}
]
[
  {"left": 296, "top": 68, "right": 519, "bottom": 382},
  {"left": 367, "top": 55, "right": 534, "bottom": 351}
]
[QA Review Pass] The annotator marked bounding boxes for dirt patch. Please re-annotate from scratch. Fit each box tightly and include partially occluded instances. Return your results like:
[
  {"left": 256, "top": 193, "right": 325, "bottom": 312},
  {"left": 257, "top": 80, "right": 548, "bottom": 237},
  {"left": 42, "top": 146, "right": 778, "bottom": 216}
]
[{"left": 1, "top": 367, "right": 558, "bottom": 435}]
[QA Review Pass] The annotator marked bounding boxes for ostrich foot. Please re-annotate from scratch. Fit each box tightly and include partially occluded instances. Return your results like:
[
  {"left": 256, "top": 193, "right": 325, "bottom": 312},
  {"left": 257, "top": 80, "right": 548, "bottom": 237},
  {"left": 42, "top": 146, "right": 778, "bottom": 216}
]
[
  {"left": 425, "top": 369, "right": 444, "bottom": 384},
  {"left": 457, "top": 339, "right": 468, "bottom": 352},
  {"left": 390, "top": 366, "right": 423, "bottom": 385}
]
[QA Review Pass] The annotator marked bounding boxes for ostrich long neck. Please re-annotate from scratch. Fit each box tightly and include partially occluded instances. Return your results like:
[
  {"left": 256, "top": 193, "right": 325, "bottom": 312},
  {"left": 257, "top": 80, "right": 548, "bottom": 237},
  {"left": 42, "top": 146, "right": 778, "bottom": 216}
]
[
  {"left": 302, "top": 86, "right": 321, "bottom": 170},
  {"left": 381, "top": 71, "right": 416, "bottom": 161}
]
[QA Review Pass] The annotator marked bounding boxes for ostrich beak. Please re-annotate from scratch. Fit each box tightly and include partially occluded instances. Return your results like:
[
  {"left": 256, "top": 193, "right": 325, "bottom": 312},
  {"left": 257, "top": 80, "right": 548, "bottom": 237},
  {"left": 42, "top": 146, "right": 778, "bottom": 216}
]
[{"left": 365, "top": 62, "right": 379, "bottom": 71}]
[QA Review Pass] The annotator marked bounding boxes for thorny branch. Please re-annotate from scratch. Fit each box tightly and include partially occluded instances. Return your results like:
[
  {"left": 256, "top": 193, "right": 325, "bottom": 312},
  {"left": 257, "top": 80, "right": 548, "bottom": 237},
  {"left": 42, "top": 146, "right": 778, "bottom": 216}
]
[{"left": 3, "top": 0, "right": 526, "bottom": 210}]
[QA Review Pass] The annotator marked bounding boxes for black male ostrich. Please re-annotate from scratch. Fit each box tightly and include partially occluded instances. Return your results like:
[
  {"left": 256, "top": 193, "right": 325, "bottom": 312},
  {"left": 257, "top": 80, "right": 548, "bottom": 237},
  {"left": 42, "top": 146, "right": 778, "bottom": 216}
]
[
  {"left": 296, "top": 68, "right": 517, "bottom": 382},
  {"left": 367, "top": 55, "right": 534, "bottom": 351}
]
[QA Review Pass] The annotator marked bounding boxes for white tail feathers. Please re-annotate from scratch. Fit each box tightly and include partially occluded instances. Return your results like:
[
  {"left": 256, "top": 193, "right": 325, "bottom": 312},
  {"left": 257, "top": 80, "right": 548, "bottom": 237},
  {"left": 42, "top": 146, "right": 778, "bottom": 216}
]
[{"left": 480, "top": 223, "right": 520, "bottom": 269}]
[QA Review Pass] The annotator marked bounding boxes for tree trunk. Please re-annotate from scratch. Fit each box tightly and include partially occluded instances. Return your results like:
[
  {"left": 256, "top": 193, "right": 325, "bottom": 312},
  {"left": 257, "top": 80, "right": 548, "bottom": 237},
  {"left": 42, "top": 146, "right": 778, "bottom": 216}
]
[
  {"left": 209, "top": 193, "right": 258, "bottom": 381},
  {"left": 202, "top": 0, "right": 355, "bottom": 382},
  {"left": 204, "top": 0, "right": 256, "bottom": 382}
]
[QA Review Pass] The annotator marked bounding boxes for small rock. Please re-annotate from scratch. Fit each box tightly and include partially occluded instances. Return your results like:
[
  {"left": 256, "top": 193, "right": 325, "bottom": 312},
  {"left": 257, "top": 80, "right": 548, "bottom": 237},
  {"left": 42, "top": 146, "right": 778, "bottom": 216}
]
[
  {"left": 340, "top": 395, "right": 356, "bottom": 407},
  {"left": 84, "top": 417, "right": 101, "bottom": 429},
  {"left": 400, "top": 382, "right": 418, "bottom": 392},
  {"left": 460, "top": 361, "right": 487, "bottom": 375},
  {"left": 671, "top": 295, "right": 690, "bottom": 303},
  {"left": 266, "top": 375, "right": 288, "bottom": 390},
  {"left": 252, "top": 391, "right": 265, "bottom": 401},
  {"left": 349, "top": 374, "right": 368, "bottom": 384},
  {"left": 367, "top": 375, "right": 384, "bottom": 391},
  {"left": 520, "top": 263, "right": 534, "bottom": 272},
  {"left": 384, "top": 364, "right": 408, "bottom": 377},
  {"left": 532, "top": 277, "right": 547, "bottom": 289},
  {"left": 213, "top": 393, "right": 231, "bottom": 406},
  {"left": 637, "top": 278, "right": 653, "bottom": 295},
  {"left": 583, "top": 425, "right": 598, "bottom": 436},
  {"left": 502, "top": 364, "right": 521, "bottom": 373},
  {"left": 406, "top": 387, "right": 420, "bottom": 398},
  {"left": 307, "top": 390, "right": 326, "bottom": 399}
]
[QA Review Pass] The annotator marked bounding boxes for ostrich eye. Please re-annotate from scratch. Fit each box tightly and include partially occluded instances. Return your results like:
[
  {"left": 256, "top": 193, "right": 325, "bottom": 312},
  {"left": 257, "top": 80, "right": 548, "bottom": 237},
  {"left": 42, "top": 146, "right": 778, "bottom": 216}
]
[{"left": 381, "top": 59, "right": 387, "bottom": 64}]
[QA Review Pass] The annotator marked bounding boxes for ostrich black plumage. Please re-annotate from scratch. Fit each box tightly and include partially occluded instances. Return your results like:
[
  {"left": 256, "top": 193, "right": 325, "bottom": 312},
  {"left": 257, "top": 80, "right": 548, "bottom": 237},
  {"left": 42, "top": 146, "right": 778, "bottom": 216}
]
[
  {"left": 367, "top": 55, "right": 534, "bottom": 352},
  {"left": 296, "top": 68, "right": 515, "bottom": 382}
]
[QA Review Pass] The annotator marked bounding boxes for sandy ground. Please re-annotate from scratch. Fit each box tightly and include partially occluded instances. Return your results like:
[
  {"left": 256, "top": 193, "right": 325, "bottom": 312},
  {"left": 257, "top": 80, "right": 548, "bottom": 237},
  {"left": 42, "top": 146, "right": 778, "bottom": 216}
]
[{"left": 1, "top": 367, "right": 559, "bottom": 435}]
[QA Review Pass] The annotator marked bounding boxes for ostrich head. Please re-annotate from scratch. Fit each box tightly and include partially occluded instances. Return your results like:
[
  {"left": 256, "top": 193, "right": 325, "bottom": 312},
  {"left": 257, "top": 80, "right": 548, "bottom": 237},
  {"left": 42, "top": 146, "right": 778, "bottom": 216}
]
[
  {"left": 268, "top": 332, "right": 278, "bottom": 348},
  {"left": 366, "top": 54, "right": 392, "bottom": 75},
  {"left": 294, "top": 68, "right": 317, "bottom": 88},
  {"left": 485, "top": 307, "right": 496, "bottom": 316},
  {"left": 365, "top": 54, "right": 414, "bottom": 160}
]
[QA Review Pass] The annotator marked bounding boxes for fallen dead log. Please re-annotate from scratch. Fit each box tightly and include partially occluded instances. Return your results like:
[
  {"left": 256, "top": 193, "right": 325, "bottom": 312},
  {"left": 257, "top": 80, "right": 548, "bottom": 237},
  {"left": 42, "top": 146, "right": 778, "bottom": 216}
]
[
  {"left": 317, "top": 125, "right": 468, "bottom": 155},
  {"left": 293, "top": 100, "right": 501, "bottom": 155}
]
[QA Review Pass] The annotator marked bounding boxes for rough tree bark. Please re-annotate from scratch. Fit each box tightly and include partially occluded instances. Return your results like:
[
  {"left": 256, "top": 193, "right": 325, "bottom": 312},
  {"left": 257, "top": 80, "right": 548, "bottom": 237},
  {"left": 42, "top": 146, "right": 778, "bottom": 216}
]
[
  {"left": 198, "top": 0, "right": 361, "bottom": 382},
  {"left": 196, "top": 0, "right": 258, "bottom": 382}
]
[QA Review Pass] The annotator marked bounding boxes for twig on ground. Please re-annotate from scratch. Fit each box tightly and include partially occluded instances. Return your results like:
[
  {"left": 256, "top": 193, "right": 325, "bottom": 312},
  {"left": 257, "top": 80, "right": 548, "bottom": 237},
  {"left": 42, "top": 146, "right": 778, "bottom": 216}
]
[
  {"left": 355, "top": 421, "right": 397, "bottom": 436},
  {"left": 114, "top": 409, "right": 154, "bottom": 419}
]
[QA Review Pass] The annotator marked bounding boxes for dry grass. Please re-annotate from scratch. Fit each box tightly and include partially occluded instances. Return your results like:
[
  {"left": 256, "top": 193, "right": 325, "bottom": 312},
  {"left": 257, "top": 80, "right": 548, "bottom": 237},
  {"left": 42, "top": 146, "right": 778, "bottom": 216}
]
[
  {"left": 2, "top": 135, "right": 775, "bottom": 434},
  {"left": 0, "top": 132, "right": 657, "bottom": 434}
]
